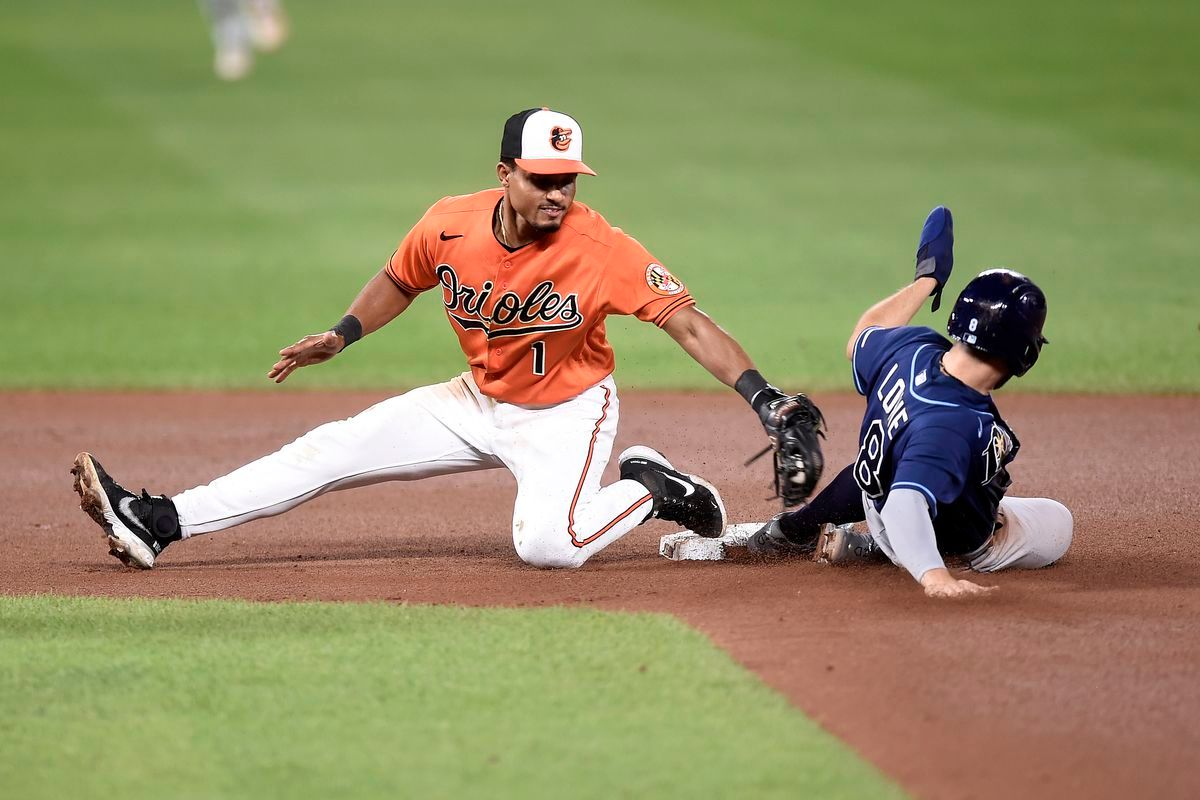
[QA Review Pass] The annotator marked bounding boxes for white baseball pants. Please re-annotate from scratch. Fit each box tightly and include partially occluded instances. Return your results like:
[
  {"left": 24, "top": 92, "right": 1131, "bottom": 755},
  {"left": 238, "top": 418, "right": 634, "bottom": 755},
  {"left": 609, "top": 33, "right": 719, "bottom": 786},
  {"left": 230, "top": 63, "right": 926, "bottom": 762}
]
[
  {"left": 863, "top": 494, "right": 1074, "bottom": 572},
  {"left": 964, "top": 496, "right": 1074, "bottom": 572},
  {"left": 171, "top": 373, "right": 654, "bottom": 568}
]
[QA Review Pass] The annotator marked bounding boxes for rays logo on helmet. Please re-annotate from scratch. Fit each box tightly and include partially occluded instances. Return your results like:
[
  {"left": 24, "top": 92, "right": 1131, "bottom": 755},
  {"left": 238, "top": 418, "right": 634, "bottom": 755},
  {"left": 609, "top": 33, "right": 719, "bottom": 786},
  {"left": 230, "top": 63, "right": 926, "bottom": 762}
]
[
  {"left": 550, "top": 126, "right": 572, "bottom": 152},
  {"left": 645, "top": 263, "right": 684, "bottom": 296}
]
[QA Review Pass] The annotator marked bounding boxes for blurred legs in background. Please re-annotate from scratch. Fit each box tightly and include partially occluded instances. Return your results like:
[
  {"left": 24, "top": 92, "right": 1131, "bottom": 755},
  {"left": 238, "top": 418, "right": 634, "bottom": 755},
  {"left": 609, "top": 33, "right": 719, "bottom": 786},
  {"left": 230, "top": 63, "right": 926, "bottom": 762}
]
[{"left": 200, "top": 0, "right": 289, "bottom": 81}]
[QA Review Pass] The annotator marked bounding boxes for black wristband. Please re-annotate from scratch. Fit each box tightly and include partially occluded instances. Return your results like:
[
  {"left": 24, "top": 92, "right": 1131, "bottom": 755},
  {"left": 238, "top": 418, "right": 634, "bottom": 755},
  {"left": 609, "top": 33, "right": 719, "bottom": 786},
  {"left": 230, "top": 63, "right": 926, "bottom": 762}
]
[
  {"left": 331, "top": 314, "right": 363, "bottom": 351},
  {"left": 735, "top": 369, "right": 774, "bottom": 413}
]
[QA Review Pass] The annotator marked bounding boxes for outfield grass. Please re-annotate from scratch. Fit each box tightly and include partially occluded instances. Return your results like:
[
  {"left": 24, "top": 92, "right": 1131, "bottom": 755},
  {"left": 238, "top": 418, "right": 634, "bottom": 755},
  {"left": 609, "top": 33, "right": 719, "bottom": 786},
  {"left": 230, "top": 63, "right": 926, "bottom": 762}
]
[
  {"left": 0, "top": 595, "right": 900, "bottom": 799},
  {"left": 0, "top": 1, "right": 1196, "bottom": 392}
]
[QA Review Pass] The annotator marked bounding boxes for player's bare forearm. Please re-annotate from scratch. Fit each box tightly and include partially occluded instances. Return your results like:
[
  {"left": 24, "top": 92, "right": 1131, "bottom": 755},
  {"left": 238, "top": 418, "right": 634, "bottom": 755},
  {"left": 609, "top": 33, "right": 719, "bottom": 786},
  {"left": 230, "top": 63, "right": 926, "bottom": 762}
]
[
  {"left": 268, "top": 269, "right": 414, "bottom": 384},
  {"left": 662, "top": 306, "right": 755, "bottom": 388},
  {"left": 345, "top": 268, "right": 415, "bottom": 337},
  {"left": 846, "top": 277, "right": 939, "bottom": 360}
]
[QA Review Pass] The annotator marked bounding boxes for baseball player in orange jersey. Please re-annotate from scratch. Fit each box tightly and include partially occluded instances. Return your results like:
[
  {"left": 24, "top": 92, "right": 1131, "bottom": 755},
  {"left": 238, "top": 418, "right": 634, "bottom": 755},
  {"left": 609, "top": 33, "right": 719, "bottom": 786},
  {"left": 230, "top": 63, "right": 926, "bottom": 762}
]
[{"left": 71, "top": 108, "right": 825, "bottom": 569}]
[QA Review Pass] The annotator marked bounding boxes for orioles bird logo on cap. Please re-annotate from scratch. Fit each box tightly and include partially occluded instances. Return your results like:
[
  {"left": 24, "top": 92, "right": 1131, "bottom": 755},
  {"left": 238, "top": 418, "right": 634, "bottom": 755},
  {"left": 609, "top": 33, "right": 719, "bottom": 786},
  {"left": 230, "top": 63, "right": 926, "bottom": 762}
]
[{"left": 550, "top": 126, "right": 572, "bottom": 152}]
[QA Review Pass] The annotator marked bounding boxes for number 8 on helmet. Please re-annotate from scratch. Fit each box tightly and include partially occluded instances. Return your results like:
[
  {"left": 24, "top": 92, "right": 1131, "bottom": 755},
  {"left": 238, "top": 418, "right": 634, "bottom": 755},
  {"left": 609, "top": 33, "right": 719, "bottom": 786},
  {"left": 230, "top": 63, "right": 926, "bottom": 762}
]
[{"left": 947, "top": 268, "right": 1049, "bottom": 380}]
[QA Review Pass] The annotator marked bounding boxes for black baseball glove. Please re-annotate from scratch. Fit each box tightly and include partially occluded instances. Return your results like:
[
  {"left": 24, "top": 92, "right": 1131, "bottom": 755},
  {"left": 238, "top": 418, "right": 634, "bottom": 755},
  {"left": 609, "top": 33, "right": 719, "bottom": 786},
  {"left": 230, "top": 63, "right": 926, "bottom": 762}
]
[{"left": 749, "top": 391, "right": 826, "bottom": 507}]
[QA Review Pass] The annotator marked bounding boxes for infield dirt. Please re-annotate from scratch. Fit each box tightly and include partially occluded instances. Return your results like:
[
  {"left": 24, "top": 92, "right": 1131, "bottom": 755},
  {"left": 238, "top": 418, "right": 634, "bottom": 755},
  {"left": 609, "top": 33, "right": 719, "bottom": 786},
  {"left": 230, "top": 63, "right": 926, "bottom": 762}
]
[{"left": 2, "top": 390, "right": 1197, "bottom": 799}]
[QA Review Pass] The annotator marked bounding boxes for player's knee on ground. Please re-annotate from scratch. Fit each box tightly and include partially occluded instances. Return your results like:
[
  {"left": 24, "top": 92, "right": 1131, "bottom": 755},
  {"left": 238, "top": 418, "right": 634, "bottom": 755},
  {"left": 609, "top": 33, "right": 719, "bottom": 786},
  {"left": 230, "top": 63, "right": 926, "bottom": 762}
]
[
  {"left": 970, "top": 497, "right": 1073, "bottom": 572},
  {"left": 1033, "top": 498, "right": 1074, "bottom": 565},
  {"left": 511, "top": 524, "right": 589, "bottom": 569}
]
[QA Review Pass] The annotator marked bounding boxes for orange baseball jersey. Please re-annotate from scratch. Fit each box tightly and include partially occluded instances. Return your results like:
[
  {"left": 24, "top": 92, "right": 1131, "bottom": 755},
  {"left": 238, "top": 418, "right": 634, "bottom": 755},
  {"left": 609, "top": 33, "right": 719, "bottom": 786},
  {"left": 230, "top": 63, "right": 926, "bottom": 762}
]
[{"left": 386, "top": 188, "right": 695, "bottom": 405}]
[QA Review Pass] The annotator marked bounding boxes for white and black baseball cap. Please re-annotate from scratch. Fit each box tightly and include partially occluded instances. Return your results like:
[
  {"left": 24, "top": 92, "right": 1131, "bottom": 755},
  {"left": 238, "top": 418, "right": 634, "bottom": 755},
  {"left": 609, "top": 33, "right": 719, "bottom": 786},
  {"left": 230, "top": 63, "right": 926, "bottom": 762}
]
[{"left": 500, "top": 108, "right": 596, "bottom": 176}]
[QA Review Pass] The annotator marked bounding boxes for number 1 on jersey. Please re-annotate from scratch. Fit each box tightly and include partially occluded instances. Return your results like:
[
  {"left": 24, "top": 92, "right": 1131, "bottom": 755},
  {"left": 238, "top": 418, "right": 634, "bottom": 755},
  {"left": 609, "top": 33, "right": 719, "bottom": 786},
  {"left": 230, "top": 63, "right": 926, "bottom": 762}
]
[{"left": 530, "top": 341, "right": 546, "bottom": 376}]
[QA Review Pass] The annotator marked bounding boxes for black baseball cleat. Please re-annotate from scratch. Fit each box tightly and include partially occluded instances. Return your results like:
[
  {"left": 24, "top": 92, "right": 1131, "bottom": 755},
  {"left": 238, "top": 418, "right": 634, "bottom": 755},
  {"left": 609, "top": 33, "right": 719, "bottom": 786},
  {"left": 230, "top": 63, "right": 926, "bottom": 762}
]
[
  {"left": 618, "top": 446, "right": 727, "bottom": 538},
  {"left": 71, "top": 452, "right": 181, "bottom": 569},
  {"left": 746, "top": 513, "right": 816, "bottom": 557}
]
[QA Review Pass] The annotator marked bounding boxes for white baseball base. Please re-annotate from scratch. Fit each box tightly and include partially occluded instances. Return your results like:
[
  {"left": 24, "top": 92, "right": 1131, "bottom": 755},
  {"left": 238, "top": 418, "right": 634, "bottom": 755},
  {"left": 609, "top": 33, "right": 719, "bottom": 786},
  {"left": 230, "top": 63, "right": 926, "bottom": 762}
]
[{"left": 658, "top": 522, "right": 767, "bottom": 561}]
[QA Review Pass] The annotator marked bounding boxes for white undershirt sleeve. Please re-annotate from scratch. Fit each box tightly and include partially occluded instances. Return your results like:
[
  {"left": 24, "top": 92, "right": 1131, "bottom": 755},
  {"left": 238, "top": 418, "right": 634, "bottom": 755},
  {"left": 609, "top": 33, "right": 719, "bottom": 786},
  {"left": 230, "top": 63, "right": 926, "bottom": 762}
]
[{"left": 880, "top": 488, "right": 946, "bottom": 582}]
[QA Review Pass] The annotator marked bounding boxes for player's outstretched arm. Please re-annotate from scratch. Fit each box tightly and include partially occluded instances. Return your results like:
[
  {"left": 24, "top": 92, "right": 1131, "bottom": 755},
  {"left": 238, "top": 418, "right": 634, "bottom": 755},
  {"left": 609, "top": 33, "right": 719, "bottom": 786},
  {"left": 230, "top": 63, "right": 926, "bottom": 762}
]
[
  {"left": 846, "top": 277, "right": 939, "bottom": 360},
  {"left": 660, "top": 305, "right": 755, "bottom": 387},
  {"left": 268, "top": 268, "right": 414, "bottom": 383},
  {"left": 663, "top": 306, "right": 825, "bottom": 505},
  {"left": 846, "top": 205, "right": 955, "bottom": 359}
]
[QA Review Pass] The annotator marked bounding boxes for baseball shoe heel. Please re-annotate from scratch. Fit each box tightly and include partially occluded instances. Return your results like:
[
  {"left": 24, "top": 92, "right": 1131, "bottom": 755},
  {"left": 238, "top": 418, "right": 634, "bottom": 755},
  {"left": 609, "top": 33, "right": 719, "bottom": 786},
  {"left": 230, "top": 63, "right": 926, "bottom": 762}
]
[
  {"left": 746, "top": 513, "right": 814, "bottom": 557},
  {"left": 71, "top": 452, "right": 180, "bottom": 569},
  {"left": 209, "top": 12, "right": 254, "bottom": 81},
  {"left": 617, "top": 446, "right": 727, "bottom": 538},
  {"left": 814, "top": 523, "right": 878, "bottom": 565},
  {"left": 618, "top": 445, "right": 677, "bottom": 473},
  {"left": 214, "top": 47, "right": 253, "bottom": 81}
]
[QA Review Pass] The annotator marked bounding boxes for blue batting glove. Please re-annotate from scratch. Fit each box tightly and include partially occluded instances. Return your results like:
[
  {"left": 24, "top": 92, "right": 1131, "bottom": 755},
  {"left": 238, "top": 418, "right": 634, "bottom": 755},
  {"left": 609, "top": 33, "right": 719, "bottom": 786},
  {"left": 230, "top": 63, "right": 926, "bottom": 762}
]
[{"left": 915, "top": 206, "right": 954, "bottom": 311}]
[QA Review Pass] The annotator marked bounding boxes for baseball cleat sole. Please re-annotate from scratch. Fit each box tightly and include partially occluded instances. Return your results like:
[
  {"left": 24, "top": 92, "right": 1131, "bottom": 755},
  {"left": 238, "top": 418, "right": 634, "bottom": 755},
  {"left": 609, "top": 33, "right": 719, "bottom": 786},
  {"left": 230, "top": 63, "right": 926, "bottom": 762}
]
[
  {"left": 814, "top": 522, "right": 876, "bottom": 565},
  {"left": 71, "top": 452, "right": 156, "bottom": 569}
]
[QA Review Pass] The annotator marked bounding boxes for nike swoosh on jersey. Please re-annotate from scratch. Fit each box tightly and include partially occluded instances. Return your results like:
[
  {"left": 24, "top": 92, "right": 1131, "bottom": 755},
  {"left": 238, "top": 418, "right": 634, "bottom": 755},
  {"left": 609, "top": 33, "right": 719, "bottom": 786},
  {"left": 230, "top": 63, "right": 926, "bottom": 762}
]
[{"left": 439, "top": 231, "right": 464, "bottom": 241}]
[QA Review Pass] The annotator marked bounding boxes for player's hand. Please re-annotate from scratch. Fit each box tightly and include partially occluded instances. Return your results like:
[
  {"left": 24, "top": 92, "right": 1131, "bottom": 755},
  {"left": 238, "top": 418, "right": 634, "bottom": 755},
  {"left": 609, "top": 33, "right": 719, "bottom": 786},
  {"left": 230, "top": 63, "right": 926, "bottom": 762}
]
[
  {"left": 914, "top": 206, "right": 954, "bottom": 311},
  {"left": 268, "top": 331, "right": 344, "bottom": 383},
  {"left": 919, "top": 567, "right": 996, "bottom": 599}
]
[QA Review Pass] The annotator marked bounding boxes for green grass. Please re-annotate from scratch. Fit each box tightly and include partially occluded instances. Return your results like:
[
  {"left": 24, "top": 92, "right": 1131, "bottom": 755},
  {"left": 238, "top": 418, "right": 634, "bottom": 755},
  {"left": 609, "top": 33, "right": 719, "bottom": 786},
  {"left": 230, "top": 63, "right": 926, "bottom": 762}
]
[
  {"left": 0, "top": 595, "right": 899, "bottom": 799},
  {"left": 0, "top": 0, "right": 1196, "bottom": 391}
]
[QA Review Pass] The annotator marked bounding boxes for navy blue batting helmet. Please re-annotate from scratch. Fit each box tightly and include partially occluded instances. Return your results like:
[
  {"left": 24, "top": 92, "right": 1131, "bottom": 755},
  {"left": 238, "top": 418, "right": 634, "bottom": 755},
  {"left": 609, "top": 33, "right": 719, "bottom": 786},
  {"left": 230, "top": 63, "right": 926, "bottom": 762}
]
[{"left": 947, "top": 269, "right": 1048, "bottom": 377}]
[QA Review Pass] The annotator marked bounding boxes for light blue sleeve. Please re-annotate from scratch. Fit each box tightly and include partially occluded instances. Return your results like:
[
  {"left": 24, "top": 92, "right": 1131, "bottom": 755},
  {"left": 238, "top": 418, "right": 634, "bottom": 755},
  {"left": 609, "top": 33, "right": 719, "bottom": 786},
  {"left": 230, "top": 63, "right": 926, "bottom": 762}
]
[{"left": 880, "top": 488, "right": 946, "bottom": 581}]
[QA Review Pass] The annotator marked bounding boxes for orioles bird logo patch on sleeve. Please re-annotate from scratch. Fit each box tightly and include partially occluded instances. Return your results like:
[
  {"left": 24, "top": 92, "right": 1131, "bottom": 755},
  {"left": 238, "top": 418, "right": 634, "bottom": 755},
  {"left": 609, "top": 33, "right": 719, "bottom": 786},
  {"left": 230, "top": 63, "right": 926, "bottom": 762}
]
[
  {"left": 550, "top": 126, "right": 573, "bottom": 152},
  {"left": 645, "top": 263, "right": 684, "bottom": 296}
]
